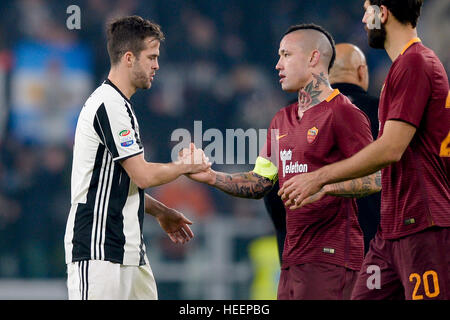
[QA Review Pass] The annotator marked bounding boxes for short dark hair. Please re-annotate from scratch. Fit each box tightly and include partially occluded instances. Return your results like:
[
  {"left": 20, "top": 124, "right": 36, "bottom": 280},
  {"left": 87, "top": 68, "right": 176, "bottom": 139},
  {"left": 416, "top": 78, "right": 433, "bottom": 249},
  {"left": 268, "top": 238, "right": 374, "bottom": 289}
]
[
  {"left": 284, "top": 23, "right": 336, "bottom": 72},
  {"left": 369, "top": 0, "right": 423, "bottom": 27},
  {"left": 106, "top": 15, "right": 165, "bottom": 65}
]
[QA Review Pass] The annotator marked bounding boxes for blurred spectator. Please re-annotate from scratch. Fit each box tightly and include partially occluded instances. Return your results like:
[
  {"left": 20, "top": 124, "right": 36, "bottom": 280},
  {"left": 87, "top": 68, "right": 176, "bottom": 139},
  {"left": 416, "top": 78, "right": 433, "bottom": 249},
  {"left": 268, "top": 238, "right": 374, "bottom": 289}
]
[{"left": 152, "top": 175, "right": 216, "bottom": 221}]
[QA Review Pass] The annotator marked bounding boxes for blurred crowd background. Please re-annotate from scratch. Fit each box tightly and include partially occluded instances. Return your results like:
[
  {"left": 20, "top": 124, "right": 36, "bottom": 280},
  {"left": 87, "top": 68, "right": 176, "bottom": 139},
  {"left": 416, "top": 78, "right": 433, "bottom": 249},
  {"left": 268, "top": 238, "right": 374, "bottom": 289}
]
[{"left": 0, "top": 0, "right": 448, "bottom": 299}]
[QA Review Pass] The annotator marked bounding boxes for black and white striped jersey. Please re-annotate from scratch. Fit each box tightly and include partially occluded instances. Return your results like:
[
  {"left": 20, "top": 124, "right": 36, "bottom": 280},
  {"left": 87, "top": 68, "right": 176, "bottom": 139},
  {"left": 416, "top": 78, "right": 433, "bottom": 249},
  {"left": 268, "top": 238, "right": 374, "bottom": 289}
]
[{"left": 64, "top": 79, "right": 146, "bottom": 266}]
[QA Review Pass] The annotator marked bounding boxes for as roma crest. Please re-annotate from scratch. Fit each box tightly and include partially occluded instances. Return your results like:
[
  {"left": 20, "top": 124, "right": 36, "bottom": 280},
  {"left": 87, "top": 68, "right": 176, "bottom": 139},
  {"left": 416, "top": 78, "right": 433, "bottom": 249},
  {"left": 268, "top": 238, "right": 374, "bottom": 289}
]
[{"left": 307, "top": 126, "right": 319, "bottom": 143}]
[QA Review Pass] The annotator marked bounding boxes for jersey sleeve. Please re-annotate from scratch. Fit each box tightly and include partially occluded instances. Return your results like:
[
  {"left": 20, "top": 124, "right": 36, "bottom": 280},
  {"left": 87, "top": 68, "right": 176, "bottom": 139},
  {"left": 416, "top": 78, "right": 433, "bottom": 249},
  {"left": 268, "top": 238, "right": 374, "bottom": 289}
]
[
  {"left": 333, "top": 103, "right": 374, "bottom": 158},
  {"left": 253, "top": 116, "right": 279, "bottom": 182},
  {"left": 385, "top": 53, "right": 431, "bottom": 127},
  {"left": 93, "top": 100, "right": 143, "bottom": 162}
]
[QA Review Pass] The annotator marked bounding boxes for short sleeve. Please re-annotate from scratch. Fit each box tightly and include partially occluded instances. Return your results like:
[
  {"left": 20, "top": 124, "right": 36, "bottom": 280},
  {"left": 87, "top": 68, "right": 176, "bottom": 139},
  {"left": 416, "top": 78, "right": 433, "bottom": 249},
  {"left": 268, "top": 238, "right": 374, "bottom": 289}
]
[
  {"left": 93, "top": 101, "right": 143, "bottom": 162},
  {"left": 254, "top": 116, "right": 279, "bottom": 181},
  {"left": 333, "top": 103, "right": 374, "bottom": 158},
  {"left": 386, "top": 53, "right": 431, "bottom": 127}
]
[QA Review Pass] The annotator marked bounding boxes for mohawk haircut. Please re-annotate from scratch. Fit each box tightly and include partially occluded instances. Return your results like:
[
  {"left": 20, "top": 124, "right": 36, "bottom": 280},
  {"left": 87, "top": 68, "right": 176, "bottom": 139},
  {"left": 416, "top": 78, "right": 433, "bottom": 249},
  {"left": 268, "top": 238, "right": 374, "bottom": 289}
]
[{"left": 284, "top": 23, "right": 336, "bottom": 72}]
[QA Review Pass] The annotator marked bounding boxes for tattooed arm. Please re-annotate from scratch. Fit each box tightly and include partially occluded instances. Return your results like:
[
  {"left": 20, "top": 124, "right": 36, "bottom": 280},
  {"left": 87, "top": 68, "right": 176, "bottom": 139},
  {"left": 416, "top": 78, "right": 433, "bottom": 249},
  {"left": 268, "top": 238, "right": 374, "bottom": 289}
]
[
  {"left": 185, "top": 168, "right": 274, "bottom": 199},
  {"left": 178, "top": 144, "right": 274, "bottom": 199},
  {"left": 213, "top": 171, "right": 274, "bottom": 199},
  {"left": 286, "top": 171, "right": 381, "bottom": 209},
  {"left": 323, "top": 171, "right": 381, "bottom": 198}
]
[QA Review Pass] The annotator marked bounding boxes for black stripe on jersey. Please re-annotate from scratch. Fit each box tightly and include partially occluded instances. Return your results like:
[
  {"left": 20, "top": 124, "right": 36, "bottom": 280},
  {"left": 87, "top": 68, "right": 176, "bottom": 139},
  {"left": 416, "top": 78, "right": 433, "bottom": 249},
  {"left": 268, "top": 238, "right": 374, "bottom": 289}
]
[
  {"left": 103, "top": 162, "right": 129, "bottom": 264},
  {"left": 124, "top": 103, "right": 143, "bottom": 149},
  {"left": 94, "top": 103, "right": 120, "bottom": 159},
  {"left": 72, "top": 145, "right": 105, "bottom": 260},
  {"left": 138, "top": 188, "right": 145, "bottom": 265}
]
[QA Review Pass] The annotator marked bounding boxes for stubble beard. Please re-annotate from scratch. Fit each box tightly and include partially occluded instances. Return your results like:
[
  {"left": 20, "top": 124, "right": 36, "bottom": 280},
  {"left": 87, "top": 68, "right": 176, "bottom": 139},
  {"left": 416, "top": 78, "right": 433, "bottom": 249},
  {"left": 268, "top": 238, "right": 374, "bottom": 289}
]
[{"left": 132, "top": 63, "right": 151, "bottom": 90}]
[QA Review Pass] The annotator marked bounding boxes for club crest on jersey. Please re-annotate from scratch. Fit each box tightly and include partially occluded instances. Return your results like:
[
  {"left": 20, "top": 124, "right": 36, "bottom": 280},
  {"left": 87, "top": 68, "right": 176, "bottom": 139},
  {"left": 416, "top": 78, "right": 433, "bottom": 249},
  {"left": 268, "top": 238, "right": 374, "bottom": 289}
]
[
  {"left": 119, "top": 129, "right": 134, "bottom": 147},
  {"left": 307, "top": 126, "right": 319, "bottom": 143}
]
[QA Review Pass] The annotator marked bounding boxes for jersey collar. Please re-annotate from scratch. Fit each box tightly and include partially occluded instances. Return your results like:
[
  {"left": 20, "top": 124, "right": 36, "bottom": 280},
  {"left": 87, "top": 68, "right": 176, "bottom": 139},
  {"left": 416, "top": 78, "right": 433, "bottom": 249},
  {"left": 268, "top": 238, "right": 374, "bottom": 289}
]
[
  {"left": 104, "top": 78, "right": 132, "bottom": 104},
  {"left": 325, "top": 89, "right": 340, "bottom": 102},
  {"left": 400, "top": 37, "right": 421, "bottom": 55}
]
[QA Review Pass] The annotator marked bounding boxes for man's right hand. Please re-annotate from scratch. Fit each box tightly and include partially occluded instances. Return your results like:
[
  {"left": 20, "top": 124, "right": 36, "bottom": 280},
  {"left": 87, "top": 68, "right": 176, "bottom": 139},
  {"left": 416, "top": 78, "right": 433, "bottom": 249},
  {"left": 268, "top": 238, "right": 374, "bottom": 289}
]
[{"left": 178, "top": 143, "right": 216, "bottom": 185}]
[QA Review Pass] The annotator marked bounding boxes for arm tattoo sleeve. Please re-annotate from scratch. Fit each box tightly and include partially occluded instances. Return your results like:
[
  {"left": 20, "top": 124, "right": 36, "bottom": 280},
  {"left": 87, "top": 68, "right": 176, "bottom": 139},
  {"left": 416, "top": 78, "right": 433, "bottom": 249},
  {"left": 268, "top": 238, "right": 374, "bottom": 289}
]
[
  {"left": 214, "top": 172, "right": 273, "bottom": 199},
  {"left": 325, "top": 171, "right": 382, "bottom": 198}
]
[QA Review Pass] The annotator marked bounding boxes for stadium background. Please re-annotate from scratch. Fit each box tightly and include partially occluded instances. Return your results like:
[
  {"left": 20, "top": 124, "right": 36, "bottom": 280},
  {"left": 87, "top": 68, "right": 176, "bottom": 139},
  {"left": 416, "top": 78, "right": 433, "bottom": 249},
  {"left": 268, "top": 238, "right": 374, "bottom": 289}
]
[{"left": 0, "top": 0, "right": 448, "bottom": 299}]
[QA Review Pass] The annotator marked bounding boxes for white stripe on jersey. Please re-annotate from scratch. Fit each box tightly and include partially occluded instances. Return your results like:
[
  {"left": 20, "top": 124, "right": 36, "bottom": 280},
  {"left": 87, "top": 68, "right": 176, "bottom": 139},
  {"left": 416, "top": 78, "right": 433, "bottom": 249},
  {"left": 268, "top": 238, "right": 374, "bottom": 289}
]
[
  {"left": 90, "top": 149, "right": 114, "bottom": 260},
  {"left": 64, "top": 203, "right": 78, "bottom": 263},
  {"left": 99, "top": 152, "right": 114, "bottom": 260}
]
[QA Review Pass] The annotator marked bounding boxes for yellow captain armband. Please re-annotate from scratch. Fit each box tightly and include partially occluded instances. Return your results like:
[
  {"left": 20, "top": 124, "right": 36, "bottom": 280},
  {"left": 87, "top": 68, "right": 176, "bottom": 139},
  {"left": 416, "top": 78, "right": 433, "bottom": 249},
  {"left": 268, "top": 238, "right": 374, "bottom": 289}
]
[{"left": 252, "top": 156, "right": 278, "bottom": 182}]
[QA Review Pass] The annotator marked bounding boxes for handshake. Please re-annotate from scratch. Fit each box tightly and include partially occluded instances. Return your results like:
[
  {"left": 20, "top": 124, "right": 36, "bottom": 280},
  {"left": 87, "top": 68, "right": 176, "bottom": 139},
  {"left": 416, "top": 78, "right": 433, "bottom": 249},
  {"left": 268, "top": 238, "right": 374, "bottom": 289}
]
[{"left": 176, "top": 142, "right": 215, "bottom": 184}]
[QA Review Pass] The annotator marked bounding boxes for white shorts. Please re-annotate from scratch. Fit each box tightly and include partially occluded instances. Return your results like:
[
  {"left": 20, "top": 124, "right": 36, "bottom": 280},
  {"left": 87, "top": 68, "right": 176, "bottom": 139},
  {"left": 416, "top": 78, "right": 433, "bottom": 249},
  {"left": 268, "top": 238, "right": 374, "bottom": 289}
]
[{"left": 66, "top": 256, "right": 157, "bottom": 300}]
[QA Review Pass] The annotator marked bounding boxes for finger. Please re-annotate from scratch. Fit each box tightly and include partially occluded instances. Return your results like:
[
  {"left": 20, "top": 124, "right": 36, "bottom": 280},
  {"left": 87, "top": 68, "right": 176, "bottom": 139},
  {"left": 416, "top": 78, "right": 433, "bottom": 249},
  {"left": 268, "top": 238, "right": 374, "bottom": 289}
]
[
  {"left": 283, "top": 183, "right": 300, "bottom": 201},
  {"left": 172, "top": 230, "right": 185, "bottom": 244},
  {"left": 180, "top": 227, "right": 191, "bottom": 241},
  {"left": 277, "top": 185, "right": 285, "bottom": 197},
  {"left": 167, "top": 232, "right": 179, "bottom": 243},
  {"left": 285, "top": 188, "right": 302, "bottom": 206},
  {"left": 182, "top": 224, "right": 194, "bottom": 239},
  {"left": 175, "top": 228, "right": 189, "bottom": 243},
  {"left": 181, "top": 216, "right": 193, "bottom": 225},
  {"left": 295, "top": 194, "right": 309, "bottom": 208}
]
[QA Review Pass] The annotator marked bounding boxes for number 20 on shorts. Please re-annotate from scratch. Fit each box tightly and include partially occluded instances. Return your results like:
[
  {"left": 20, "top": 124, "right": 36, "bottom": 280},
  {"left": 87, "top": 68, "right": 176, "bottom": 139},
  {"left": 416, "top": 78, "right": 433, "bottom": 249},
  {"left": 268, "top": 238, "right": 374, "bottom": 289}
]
[{"left": 409, "top": 270, "right": 440, "bottom": 300}]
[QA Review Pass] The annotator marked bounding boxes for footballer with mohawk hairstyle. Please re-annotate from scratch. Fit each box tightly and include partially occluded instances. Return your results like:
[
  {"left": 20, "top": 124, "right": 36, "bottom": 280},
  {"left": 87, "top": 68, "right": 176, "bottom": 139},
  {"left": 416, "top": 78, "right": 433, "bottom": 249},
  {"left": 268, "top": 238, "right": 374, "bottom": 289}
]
[{"left": 179, "top": 23, "right": 381, "bottom": 300}]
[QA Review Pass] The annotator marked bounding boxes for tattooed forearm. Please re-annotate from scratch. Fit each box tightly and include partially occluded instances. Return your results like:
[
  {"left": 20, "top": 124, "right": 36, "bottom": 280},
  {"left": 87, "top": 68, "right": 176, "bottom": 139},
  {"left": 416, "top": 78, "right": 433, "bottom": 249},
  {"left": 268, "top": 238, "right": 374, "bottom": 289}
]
[
  {"left": 324, "top": 171, "right": 381, "bottom": 198},
  {"left": 214, "top": 172, "right": 273, "bottom": 199}
]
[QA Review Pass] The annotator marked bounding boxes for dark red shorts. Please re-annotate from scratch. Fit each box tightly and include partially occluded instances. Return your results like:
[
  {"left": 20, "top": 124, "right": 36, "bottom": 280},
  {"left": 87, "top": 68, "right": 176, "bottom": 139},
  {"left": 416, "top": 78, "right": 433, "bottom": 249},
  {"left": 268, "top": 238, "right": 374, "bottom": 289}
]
[
  {"left": 351, "top": 227, "right": 450, "bottom": 300},
  {"left": 277, "top": 262, "right": 358, "bottom": 300}
]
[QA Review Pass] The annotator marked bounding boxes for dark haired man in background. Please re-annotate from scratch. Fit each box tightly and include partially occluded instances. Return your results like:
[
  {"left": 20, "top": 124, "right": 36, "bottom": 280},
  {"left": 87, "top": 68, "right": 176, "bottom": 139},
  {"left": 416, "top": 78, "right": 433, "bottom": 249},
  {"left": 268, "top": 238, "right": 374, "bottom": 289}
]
[
  {"left": 64, "top": 16, "right": 210, "bottom": 300},
  {"left": 279, "top": 0, "right": 450, "bottom": 300}
]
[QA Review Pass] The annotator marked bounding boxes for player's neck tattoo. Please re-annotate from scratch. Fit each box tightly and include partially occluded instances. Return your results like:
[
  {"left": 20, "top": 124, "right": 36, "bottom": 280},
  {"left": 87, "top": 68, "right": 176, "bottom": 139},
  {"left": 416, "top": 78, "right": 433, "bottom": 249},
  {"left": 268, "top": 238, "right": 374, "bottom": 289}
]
[{"left": 298, "top": 72, "right": 330, "bottom": 117}]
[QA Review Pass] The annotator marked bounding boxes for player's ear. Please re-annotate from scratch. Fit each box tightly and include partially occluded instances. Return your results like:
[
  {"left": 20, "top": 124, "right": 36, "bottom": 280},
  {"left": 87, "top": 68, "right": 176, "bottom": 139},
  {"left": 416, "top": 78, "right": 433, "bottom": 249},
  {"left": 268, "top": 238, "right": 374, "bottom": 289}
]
[
  {"left": 309, "top": 50, "right": 321, "bottom": 68},
  {"left": 123, "top": 51, "right": 134, "bottom": 68},
  {"left": 379, "top": 5, "right": 389, "bottom": 24}
]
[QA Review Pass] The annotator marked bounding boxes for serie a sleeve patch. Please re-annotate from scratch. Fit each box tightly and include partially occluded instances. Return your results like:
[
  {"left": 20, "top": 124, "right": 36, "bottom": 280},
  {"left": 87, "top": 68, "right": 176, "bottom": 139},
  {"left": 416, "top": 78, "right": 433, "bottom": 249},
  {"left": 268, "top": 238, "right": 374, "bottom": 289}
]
[{"left": 252, "top": 156, "right": 278, "bottom": 182}]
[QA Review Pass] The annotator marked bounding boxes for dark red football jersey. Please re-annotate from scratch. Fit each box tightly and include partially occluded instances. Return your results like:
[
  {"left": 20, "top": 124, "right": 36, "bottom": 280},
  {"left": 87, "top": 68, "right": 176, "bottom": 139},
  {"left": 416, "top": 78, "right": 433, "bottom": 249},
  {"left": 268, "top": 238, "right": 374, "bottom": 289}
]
[
  {"left": 377, "top": 39, "right": 450, "bottom": 239},
  {"left": 261, "top": 89, "right": 373, "bottom": 270}
]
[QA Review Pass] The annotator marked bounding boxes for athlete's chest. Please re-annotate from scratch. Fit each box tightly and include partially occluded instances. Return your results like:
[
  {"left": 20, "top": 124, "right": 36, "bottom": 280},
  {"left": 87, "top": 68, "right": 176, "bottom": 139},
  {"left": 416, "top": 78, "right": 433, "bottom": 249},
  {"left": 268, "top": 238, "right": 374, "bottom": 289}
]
[
  {"left": 277, "top": 108, "right": 334, "bottom": 154},
  {"left": 275, "top": 108, "right": 335, "bottom": 180}
]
